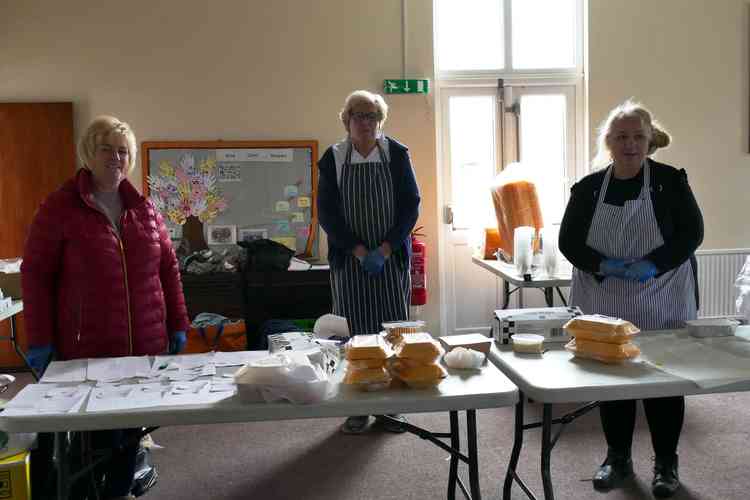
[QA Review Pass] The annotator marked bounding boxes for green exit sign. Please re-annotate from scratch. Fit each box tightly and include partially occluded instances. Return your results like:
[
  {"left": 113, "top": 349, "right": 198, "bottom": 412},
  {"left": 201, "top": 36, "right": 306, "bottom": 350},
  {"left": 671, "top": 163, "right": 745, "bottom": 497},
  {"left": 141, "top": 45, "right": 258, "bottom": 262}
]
[{"left": 383, "top": 79, "right": 430, "bottom": 94}]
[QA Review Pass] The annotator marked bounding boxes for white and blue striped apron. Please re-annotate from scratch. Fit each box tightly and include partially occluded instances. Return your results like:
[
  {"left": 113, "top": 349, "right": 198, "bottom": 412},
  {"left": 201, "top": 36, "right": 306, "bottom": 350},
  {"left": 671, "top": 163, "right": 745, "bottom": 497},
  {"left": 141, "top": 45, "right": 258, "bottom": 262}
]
[
  {"left": 331, "top": 143, "right": 411, "bottom": 335},
  {"left": 570, "top": 160, "right": 696, "bottom": 330}
]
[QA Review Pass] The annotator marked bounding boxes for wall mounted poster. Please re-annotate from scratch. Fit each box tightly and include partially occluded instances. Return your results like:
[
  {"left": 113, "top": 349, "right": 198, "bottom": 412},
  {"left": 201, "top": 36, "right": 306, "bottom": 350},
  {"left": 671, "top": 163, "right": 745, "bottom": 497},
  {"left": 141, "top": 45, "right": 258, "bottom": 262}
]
[{"left": 142, "top": 140, "right": 319, "bottom": 257}]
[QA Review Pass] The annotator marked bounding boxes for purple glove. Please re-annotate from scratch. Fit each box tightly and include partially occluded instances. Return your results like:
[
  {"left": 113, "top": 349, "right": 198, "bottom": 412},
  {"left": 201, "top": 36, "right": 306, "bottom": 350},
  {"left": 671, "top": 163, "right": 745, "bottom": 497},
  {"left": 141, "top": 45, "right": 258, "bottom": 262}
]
[
  {"left": 624, "top": 259, "right": 658, "bottom": 283},
  {"left": 599, "top": 259, "right": 628, "bottom": 278}
]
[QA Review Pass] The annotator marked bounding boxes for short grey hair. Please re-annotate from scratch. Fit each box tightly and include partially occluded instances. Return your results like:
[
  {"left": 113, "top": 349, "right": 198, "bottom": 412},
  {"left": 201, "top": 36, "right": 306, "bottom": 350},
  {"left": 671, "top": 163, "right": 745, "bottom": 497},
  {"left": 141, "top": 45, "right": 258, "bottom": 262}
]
[
  {"left": 339, "top": 90, "right": 389, "bottom": 133},
  {"left": 77, "top": 115, "right": 137, "bottom": 174},
  {"left": 592, "top": 99, "right": 671, "bottom": 169}
]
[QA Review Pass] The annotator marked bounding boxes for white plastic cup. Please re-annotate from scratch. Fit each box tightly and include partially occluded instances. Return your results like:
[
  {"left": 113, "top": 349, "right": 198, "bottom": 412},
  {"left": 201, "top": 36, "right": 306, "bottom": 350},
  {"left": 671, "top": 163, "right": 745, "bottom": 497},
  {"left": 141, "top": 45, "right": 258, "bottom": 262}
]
[
  {"left": 514, "top": 226, "right": 535, "bottom": 275},
  {"left": 541, "top": 226, "right": 559, "bottom": 277}
]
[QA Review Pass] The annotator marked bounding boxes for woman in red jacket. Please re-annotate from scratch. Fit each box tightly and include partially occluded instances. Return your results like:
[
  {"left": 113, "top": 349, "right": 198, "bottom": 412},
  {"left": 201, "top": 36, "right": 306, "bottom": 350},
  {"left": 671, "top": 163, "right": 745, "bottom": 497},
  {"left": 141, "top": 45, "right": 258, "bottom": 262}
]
[{"left": 22, "top": 115, "right": 189, "bottom": 500}]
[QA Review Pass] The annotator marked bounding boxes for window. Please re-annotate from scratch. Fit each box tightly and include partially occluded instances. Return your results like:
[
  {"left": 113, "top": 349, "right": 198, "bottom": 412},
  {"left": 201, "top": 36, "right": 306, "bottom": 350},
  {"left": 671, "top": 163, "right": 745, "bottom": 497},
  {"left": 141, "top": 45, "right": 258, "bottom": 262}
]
[{"left": 436, "top": 0, "right": 585, "bottom": 231}]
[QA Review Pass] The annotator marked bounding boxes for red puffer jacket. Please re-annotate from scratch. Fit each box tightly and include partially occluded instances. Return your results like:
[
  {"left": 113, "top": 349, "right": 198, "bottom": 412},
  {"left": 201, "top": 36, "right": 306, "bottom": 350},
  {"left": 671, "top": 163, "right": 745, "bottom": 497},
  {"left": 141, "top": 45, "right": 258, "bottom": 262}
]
[{"left": 21, "top": 169, "right": 189, "bottom": 360}]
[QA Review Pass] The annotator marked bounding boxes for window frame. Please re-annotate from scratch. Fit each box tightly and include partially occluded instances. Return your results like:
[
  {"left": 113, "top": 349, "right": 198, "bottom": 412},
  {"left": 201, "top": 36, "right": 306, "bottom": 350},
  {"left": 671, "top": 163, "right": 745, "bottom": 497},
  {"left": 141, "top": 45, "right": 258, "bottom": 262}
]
[{"left": 435, "top": 0, "right": 585, "bottom": 80}]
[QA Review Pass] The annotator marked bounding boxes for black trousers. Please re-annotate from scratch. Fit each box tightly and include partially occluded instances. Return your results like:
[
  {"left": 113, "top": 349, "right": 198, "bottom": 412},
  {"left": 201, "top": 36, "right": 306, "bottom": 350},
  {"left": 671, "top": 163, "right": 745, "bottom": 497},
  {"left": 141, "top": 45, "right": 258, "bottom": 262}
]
[
  {"left": 32, "top": 429, "right": 139, "bottom": 499},
  {"left": 599, "top": 396, "right": 685, "bottom": 459}
]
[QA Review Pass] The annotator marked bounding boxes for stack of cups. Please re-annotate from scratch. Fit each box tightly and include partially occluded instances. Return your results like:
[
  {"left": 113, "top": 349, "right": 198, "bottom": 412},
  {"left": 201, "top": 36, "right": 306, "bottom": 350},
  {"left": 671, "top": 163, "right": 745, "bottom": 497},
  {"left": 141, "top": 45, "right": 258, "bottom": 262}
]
[
  {"left": 513, "top": 226, "right": 535, "bottom": 276},
  {"left": 540, "top": 226, "right": 559, "bottom": 277}
]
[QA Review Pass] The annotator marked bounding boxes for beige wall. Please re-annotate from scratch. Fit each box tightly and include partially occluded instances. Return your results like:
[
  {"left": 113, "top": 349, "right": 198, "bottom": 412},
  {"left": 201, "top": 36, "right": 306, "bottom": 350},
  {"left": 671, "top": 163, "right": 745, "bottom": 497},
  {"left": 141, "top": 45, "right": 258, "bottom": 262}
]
[
  {"left": 2, "top": 0, "right": 748, "bottom": 332},
  {"left": 589, "top": 0, "right": 750, "bottom": 249},
  {"left": 0, "top": 0, "right": 442, "bottom": 331}
]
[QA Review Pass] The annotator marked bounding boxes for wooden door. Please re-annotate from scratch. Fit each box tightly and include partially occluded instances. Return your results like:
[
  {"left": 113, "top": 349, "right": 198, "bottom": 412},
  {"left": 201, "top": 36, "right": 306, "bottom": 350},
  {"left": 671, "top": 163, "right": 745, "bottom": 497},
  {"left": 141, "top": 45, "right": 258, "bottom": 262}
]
[{"left": 0, "top": 102, "right": 75, "bottom": 369}]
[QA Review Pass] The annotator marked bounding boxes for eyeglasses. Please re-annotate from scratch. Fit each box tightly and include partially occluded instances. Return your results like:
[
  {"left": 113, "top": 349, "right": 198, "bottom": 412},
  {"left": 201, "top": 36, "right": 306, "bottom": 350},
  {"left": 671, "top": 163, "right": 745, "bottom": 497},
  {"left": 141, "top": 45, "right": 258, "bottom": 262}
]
[{"left": 350, "top": 111, "right": 380, "bottom": 123}]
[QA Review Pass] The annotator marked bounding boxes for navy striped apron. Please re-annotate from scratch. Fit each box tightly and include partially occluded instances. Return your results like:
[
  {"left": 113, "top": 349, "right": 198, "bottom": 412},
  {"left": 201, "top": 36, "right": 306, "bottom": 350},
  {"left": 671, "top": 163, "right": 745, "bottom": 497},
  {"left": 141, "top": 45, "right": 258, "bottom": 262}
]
[
  {"left": 569, "top": 160, "right": 696, "bottom": 330},
  {"left": 330, "top": 142, "right": 411, "bottom": 335}
]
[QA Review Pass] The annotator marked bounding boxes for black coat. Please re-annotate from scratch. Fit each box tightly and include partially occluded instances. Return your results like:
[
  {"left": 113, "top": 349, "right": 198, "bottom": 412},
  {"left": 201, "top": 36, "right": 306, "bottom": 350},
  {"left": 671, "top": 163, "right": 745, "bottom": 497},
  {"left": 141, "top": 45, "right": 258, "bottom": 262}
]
[{"left": 559, "top": 159, "right": 703, "bottom": 307}]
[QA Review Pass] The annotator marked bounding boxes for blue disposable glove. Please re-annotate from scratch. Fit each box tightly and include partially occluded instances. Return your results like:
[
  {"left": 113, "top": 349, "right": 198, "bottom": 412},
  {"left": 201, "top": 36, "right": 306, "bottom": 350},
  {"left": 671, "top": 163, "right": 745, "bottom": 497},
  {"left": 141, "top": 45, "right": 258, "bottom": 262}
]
[
  {"left": 362, "top": 249, "right": 386, "bottom": 275},
  {"left": 26, "top": 345, "right": 54, "bottom": 374},
  {"left": 169, "top": 331, "right": 187, "bottom": 354},
  {"left": 624, "top": 259, "right": 658, "bottom": 283},
  {"left": 599, "top": 259, "right": 628, "bottom": 278}
]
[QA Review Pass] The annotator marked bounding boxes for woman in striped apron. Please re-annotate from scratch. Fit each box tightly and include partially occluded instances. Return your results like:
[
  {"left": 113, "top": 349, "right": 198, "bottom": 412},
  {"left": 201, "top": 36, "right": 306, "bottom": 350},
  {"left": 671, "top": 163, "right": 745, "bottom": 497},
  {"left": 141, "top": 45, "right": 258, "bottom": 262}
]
[
  {"left": 560, "top": 100, "right": 703, "bottom": 498},
  {"left": 318, "top": 90, "right": 420, "bottom": 434}
]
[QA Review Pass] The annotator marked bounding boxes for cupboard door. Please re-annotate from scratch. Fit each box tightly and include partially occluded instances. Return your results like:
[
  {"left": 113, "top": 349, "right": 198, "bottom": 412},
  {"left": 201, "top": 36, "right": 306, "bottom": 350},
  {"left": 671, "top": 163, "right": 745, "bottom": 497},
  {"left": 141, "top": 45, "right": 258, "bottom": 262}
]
[{"left": 0, "top": 102, "right": 75, "bottom": 369}]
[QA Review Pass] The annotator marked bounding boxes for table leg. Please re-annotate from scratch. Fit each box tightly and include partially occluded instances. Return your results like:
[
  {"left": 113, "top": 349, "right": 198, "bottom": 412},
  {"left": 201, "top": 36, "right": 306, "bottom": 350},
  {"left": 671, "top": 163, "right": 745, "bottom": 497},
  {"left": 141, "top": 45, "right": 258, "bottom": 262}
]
[
  {"left": 466, "top": 410, "right": 481, "bottom": 500},
  {"left": 9, "top": 315, "right": 39, "bottom": 381},
  {"left": 447, "top": 411, "right": 459, "bottom": 500},
  {"left": 541, "top": 404, "right": 554, "bottom": 500},
  {"left": 502, "top": 281, "right": 510, "bottom": 309},
  {"left": 555, "top": 287, "right": 567, "bottom": 306},
  {"left": 543, "top": 288, "right": 554, "bottom": 307},
  {"left": 503, "top": 396, "right": 525, "bottom": 500},
  {"left": 54, "top": 432, "right": 70, "bottom": 500}
]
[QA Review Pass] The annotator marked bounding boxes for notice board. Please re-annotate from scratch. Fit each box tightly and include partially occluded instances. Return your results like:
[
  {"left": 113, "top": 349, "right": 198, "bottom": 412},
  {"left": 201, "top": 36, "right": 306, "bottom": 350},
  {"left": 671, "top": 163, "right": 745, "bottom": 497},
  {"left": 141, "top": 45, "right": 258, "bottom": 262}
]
[{"left": 141, "top": 140, "right": 319, "bottom": 258}]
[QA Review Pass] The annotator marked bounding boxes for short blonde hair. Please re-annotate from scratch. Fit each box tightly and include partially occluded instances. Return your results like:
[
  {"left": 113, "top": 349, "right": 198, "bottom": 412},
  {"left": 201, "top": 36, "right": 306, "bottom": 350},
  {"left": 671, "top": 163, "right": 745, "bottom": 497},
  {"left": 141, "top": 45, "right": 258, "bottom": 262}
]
[
  {"left": 77, "top": 115, "right": 137, "bottom": 174},
  {"left": 592, "top": 99, "right": 671, "bottom": 169},
  {"left": 339, "top": 90, "right": 389, "bottom": 133}
]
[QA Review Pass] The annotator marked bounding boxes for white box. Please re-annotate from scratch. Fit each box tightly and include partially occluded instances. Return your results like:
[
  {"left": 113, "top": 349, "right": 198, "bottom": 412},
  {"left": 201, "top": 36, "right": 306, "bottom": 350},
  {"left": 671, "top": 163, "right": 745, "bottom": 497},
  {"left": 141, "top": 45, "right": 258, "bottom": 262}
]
[{"left": 493, "top": 306, "right": 583, "bottom": 344}]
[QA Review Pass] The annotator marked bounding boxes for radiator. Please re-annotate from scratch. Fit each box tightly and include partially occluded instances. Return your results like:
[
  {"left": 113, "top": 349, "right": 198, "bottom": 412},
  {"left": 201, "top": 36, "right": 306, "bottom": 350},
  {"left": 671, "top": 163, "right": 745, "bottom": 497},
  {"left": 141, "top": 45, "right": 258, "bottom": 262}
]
[{"left": 696, "top": 249, "right": 750, "bottom": 318}]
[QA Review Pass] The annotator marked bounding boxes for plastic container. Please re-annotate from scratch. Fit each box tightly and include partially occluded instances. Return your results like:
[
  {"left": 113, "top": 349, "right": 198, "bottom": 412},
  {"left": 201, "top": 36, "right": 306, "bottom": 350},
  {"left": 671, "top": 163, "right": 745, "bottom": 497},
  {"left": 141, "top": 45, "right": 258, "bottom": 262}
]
[
  {"left": 382, "top": 320, "right": 426, "bottom": 345},
  {"left": 685, "top": 318, "right": 739, "bottom": 338},
  {"left": 511, "top": 333, "right": 545, "bottom": 354}
]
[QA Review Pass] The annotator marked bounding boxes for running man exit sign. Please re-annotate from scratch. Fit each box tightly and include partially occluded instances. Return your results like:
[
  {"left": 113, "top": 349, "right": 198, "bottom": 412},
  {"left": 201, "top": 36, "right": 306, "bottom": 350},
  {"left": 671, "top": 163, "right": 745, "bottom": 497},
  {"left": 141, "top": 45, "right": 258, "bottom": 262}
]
[{"left": 383, "top": 79, "right": 430, "bottom": 94}]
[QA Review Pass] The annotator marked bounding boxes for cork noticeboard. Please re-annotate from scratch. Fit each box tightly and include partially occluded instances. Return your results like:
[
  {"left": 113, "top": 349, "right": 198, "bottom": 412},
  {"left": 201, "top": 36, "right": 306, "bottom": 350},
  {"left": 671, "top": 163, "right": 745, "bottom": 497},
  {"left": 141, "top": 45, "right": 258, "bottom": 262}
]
[{"left": 141, "top": 140, "right": 319, "bottom": 258}]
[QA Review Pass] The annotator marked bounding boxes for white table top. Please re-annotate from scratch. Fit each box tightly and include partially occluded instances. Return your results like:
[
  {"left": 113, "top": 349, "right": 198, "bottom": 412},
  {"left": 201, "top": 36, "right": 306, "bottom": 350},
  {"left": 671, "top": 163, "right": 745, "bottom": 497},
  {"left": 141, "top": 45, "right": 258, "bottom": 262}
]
[
  {"left": 0, "top": 300, "right": 22, "bottom": 323},
  {"left": 488, "top": 331, "right": 750, "bottom": 404},
  {"left": 472, "top": 257, "right": 571, "bottom": 288},
  {"left": 0, "top": 355, "right": 518, "bottom": 433}
]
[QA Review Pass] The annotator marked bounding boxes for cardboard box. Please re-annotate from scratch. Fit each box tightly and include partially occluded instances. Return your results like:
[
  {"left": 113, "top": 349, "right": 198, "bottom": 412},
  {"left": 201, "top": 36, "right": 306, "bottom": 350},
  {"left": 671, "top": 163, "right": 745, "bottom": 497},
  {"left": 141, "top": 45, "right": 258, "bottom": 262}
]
[
  {"left": 0, "top": 451, "right": 30, "bottom": 500},
  {"left": 0, "top": 273, "right": 22, "bottom": 300},
  {"left": 439, "top": 333, "right": 493, "bottom": 354},
  {"left": 493, "top": 306, "right": 583, "bottom": 344}
]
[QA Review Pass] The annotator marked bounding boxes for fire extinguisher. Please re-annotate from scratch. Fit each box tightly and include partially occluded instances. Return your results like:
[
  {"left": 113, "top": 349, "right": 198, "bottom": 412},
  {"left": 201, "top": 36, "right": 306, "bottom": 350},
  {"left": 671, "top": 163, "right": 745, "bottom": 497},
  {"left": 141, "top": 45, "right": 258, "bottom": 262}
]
[{"left": 410, "top": 227, "right": 427, "bottom": 306}]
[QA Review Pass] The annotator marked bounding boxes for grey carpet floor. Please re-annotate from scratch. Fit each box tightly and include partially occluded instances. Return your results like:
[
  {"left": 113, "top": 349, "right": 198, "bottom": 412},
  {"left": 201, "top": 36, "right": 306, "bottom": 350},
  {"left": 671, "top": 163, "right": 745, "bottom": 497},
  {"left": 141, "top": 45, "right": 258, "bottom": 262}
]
[
  {"left": 149, "top": 393, "right": 749, "bottom": 500},
  {"left": 5, "top": 374, "right": 750, "bottom": 499}
]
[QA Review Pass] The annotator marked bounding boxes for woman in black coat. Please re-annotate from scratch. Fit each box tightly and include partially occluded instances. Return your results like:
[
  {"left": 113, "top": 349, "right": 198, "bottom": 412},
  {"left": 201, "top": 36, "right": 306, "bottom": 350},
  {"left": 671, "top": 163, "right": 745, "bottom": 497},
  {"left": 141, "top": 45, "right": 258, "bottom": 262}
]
[{"left": 559, "top": 100, "right": 703, "bottom": 498}]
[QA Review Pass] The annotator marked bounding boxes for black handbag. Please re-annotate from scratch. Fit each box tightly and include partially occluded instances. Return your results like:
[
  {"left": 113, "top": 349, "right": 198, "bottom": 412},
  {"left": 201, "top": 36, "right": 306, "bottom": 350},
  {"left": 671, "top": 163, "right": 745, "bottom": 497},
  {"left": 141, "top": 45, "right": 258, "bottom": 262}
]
[{"left": 238, "top": 238, "right": 294, "bottom": 272}]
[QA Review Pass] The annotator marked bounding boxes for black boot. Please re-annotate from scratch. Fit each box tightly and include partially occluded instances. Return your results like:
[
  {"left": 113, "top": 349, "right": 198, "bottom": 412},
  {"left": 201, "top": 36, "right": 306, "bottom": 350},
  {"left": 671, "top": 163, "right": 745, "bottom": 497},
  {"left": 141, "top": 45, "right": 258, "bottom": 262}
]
[
  {"left": 592, "top": 448, "right": 633, "bottom": 490},
  {"left": 652, "top": 454, "right": 680, "bottom": 498}
]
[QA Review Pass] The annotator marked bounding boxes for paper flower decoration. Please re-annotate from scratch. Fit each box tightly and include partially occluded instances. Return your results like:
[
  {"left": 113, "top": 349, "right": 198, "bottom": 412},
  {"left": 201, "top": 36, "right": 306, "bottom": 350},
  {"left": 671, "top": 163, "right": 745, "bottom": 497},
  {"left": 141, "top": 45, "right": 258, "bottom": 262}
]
[{"left": 148, "top": 153, "right": 228, "bottom": 225}]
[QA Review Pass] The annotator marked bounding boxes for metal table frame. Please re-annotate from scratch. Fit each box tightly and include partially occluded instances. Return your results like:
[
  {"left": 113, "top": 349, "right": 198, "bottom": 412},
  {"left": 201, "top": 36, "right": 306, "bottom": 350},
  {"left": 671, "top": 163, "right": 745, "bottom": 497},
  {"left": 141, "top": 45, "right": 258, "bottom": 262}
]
[
  {"left": 0, "top": 300, "right": 38, "bottom": 380},
  {"left": 488, "top": 335, "right": 750, "bottom": 500},
  {"left": 1, "top": 354, "right": 519, "bottom": 500},
  {"left": 472, "top": 257, "right": 571, "bottom": 308}
]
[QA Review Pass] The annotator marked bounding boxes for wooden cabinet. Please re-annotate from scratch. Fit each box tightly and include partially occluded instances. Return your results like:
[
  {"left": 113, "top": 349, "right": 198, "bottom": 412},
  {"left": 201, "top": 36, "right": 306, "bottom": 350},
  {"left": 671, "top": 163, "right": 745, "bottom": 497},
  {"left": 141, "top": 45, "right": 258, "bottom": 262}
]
[{"left": 0, "top": 103, "right": 75, "bottom": 369}]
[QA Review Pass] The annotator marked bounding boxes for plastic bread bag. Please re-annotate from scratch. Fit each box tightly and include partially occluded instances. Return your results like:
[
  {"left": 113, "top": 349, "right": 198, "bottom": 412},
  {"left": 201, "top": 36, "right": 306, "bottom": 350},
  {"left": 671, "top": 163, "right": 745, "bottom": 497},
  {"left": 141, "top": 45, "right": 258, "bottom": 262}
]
[
  {"left": 564, "top": 338, "right": 640, "bottom": 364},
  {"left": 490, "top": 162, "right": 544, "bottom": 262},
  {"left": 563, "top": 314, "right": 640, "bottom": 343},
  {"left": 735, "top": 255, "right": 750, "bottom": 320},
  {"left": 393, "top": 332, "right": 444, "bottom": 363},
  {"left": 443, "top": 347, "right": 485, "bottom": 369},
  {"left": 345, "top": 334, "right": 392, "bottom": 360}
]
